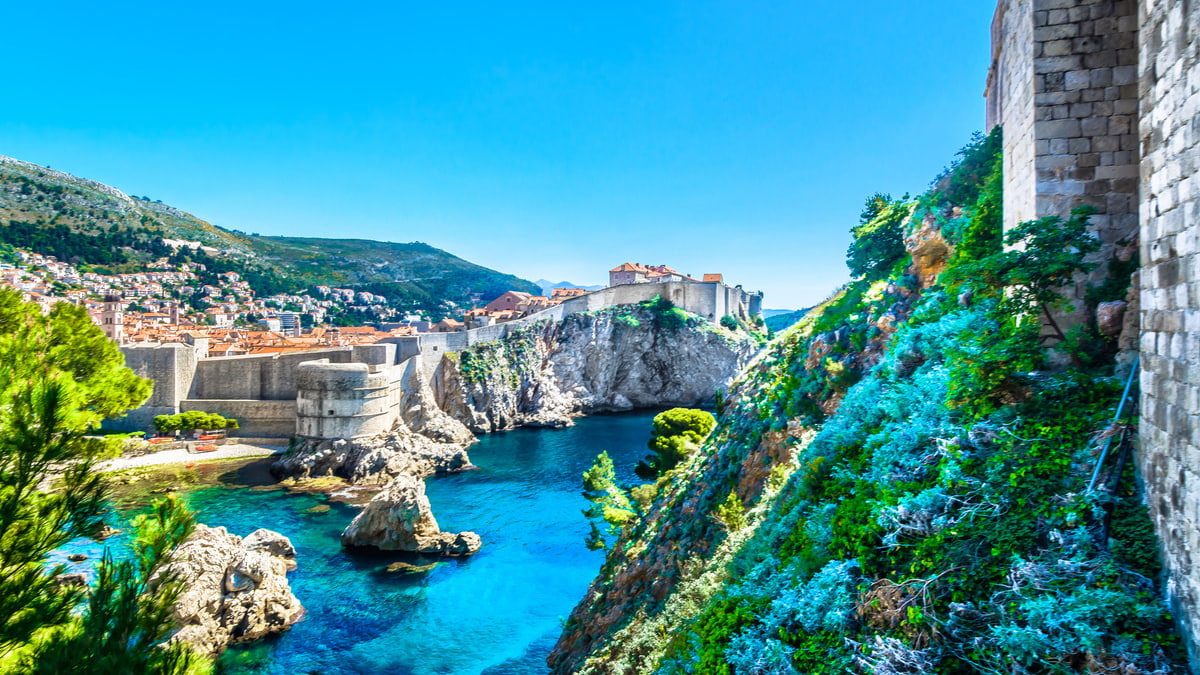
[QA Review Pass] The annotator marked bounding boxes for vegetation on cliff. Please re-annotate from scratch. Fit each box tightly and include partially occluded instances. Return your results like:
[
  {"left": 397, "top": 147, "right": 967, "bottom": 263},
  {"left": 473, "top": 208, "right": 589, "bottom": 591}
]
[
  {"left": 550, "top": 129, "right": 1180, "bottom": 674},
  {"left": 0, "top": 287, "right": 209, "bottom": 673}
]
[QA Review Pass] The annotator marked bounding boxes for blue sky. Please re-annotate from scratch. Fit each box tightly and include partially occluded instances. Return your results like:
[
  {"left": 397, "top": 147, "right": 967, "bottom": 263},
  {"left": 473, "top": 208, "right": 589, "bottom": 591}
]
[{"left": 2, "top": 2, "right": 995, "bottom": 309}]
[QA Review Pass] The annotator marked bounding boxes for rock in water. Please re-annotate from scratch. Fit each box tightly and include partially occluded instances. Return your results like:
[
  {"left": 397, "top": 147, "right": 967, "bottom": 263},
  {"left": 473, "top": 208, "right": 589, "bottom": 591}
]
[
  {"left": 273, "top": 428, "right": 472, "bottom": 486},
  {"left": 341, "top": 474, "right": 482, "bottom": 556},
  {"left": 157, "top": 525, "right": 304, "bottom": 656}
]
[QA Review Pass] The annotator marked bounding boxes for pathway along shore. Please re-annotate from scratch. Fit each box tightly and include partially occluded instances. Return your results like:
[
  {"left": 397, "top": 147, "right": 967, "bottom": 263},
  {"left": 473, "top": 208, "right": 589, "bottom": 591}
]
[{"left": 99, "top": 442, "right": 287, "bottom": 472}]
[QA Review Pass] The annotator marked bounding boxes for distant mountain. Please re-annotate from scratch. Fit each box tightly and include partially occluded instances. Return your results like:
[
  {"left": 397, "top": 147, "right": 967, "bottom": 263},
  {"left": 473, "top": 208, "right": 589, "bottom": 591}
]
[
  {"left": 535, "top": 279, "right": 605, "bottom": 296},
  {"left": 765, "top": 307, "right": 814, "bottom": 333},
  {"left": 0, "top": 155, "right": 540, "bottom": 310},
  {"left": 762, "top": 308, "right": 796, "bottom": 319}
]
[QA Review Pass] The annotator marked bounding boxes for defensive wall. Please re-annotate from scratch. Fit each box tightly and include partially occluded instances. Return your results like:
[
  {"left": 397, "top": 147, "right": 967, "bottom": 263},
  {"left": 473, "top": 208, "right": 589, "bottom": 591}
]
[
  {"left": 112, "top": 281, "right": 761, "bottom": 441},
  {"left": 990, "top": 0, "right": 1200, "bottom": 664}
]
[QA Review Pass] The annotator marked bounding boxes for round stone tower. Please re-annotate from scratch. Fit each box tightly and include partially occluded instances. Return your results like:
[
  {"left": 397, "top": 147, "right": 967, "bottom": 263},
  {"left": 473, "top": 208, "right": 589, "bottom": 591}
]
[{"left": 294, "top": 360, "right": 397, "bottom": 439}]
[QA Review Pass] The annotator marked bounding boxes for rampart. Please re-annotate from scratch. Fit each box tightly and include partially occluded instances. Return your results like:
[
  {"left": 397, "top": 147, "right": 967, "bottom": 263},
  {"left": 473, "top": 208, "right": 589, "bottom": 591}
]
[
  {"left": 111, "top": 281, "right": 761, "bottom": 441},
  {"left": 990, "top": 0, "right": 1200, "bottom": 665}
]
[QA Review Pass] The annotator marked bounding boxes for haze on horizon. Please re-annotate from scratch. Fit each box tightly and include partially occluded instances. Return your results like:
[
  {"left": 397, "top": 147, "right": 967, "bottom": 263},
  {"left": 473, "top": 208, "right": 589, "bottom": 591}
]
[{"left": 1, "top": 1, "right": 994, "bottom": 309}]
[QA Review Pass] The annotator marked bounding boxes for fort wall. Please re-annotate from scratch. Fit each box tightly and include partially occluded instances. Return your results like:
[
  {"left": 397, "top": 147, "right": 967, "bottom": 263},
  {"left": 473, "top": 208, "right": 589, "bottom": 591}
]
[
  {"left": 1137, "top": 0, "right": 1200, "bottom": 664},
  {"left": 992, "top": 0, "right": 1200, "bottom": 664},
  {"left": 113, "top": 281, "right": 757, "bottom": 440}
]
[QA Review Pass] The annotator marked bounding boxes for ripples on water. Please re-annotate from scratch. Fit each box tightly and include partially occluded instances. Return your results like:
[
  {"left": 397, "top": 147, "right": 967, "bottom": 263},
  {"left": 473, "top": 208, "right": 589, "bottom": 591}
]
[{"left": 68, "top": 412, "right": 657, "bottom": 675}]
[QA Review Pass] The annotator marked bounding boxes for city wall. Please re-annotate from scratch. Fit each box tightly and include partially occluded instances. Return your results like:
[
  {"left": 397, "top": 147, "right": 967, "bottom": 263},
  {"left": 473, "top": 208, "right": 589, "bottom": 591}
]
[
  {"left": 991, "top": 0, "right": 1200, "bottom": 664},
  {"left": 1137, "top": 0, "right": 1200, "bottom": 665},
  {"left": 112, "top": 281, "right": 759, "bottom": 441}
]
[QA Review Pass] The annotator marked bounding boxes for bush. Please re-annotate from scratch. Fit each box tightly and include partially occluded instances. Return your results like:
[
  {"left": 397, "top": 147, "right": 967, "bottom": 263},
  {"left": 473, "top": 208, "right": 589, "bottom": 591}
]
[
  {"left": 153, "top": 411, "right": 238, "bottom": 434},
  {"left": 635, "top": 408, "right": 717, "bottom": 479},
  {"left": 720, "top": 315, "right": 739, "bottom": 331}
]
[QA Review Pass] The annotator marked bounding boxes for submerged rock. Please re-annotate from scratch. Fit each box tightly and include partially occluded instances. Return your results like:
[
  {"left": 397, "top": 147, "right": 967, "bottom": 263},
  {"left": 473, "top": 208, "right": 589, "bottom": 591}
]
[
  {"left": 157, "top": 525, "right": 304, "bottom": 656},
  {"left": 341, "top": 475, "right": 481, "bottom": 556},
  {"left": 273, "top": 427, "right": 472, "bottom": 486},
  {"left": 385, "top": 560, "right": 441, "bottom": 575}
]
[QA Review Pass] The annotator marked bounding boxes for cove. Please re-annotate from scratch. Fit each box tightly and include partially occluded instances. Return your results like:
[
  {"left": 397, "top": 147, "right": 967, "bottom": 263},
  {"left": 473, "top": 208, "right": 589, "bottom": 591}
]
[{"left": 146, "top": 411, "right": 651, "bottom": 674}]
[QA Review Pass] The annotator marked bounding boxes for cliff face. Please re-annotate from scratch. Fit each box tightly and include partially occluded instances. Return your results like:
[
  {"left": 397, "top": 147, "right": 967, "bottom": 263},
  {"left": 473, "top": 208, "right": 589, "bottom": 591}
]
[
  {"left": 550, "top": 132, "right": 1183, "bottom": 674},
  {"left": 432, "top": 304, "right": 760, "bottom": 433}
]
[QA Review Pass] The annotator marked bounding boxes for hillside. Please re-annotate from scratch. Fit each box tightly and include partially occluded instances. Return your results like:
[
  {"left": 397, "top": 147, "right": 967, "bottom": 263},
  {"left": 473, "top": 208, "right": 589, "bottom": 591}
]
[
  {"left": 549, "top": 131, "right": 1181, "bottom": 673},
  {"left": 0, "top": 155, "right": 539, "bottom": 309}
]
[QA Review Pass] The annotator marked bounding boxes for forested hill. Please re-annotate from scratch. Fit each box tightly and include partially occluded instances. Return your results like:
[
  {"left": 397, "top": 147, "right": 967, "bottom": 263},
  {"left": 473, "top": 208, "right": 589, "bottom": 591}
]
[{"left": 0, "top": 155, "right": 540, "bottom": 306}]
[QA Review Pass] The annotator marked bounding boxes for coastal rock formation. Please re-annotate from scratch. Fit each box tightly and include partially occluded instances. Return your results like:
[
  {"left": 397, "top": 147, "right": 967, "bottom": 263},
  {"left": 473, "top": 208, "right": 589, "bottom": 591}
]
[
  {"left": 340, "top": 474, "right": 481, "bottom": 555},
  {"left": 397, "top": 360, "right": 477, "bottom": 444},
  {"left": 434, "top": 305, "right": 759, "bottom": 433},
  {"left": 157, "top": 525, "right": 303, "bottom": 656},
  {"left": 272, "top": 427, "right": 472, "bottom": 486}
]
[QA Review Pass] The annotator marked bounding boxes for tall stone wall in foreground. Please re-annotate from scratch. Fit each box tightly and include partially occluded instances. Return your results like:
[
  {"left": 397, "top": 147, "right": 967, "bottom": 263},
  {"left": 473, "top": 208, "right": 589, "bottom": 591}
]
[
  {"left": 1138, "top": 0, "right": 1200, "bottom": 665},
  {"left": 992, "top": 0, "right": 1200, "bottom": 665}
]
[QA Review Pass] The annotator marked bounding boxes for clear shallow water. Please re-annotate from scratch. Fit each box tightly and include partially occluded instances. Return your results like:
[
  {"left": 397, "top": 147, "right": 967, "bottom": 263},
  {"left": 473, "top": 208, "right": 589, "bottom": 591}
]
[{"left": 70, "top": 412, "right": 655, "bottom": 675}]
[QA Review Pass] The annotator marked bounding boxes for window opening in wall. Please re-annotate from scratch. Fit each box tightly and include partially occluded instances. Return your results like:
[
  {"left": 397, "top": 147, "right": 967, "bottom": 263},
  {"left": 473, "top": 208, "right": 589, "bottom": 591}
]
[{"left": 328, "top": 410, "right": 334, "bottom": 416}]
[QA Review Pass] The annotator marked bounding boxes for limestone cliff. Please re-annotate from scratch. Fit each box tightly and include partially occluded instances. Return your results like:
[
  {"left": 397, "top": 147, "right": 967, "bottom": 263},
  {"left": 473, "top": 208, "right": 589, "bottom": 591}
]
[{"left": 432, "top": 303, "right": 760, "bottom": 433}]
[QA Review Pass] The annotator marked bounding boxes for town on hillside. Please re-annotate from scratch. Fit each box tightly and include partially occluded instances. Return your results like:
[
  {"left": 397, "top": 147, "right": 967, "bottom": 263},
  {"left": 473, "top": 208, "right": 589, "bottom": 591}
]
[{"left": 0, "top": 251, "right": 737, "bottom": 357}]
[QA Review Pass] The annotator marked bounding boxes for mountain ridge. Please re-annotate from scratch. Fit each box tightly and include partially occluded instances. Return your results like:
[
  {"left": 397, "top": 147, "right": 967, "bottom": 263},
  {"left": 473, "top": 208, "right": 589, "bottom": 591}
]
[{"left": 0, "top": 154, "right": 540, "bottom": 310}]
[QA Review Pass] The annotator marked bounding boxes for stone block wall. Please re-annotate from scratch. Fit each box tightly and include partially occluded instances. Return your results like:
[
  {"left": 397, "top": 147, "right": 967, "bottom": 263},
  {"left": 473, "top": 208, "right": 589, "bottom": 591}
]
[
  {"left": 1138, "top": 0, "right": 1200, "bottom": 665},
  {"left": 987, "top": 0, "right": 1140, "bottom": 251},
  {"left": 989, "top": 0, "right": 1039, "bottom": 228},
  {"left": 1032, "top": 0, "right": 1140, "bottom": 251}
]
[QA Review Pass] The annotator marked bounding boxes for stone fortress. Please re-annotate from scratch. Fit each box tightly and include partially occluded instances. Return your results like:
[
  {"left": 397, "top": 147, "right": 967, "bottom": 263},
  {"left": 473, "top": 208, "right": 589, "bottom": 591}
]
[
  {"left": 113, "top": 279, "right": 762, "bottom": 441},
  {"left": 987, "top": 0, "right": 1200, "bottom": 664}
]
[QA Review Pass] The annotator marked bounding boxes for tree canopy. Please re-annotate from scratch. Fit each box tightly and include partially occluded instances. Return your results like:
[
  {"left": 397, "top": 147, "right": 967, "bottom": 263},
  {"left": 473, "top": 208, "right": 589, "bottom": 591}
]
[
  {"left": 0, "top": 287, "right": 210, "bottom": 673},
  {"left": 635, "top": 408, "right": 717, "bottom": 479}
]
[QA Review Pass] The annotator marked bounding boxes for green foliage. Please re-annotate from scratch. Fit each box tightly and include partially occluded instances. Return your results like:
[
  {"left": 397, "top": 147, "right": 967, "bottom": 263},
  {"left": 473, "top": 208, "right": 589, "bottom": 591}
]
[
  {"left": 623, "top": 130, "right": 1183, "bottom": 675},
  {"left": 582, "top": 451, "right": 637, "bottom": 550},
  {"left": 846, "top": 193, "right": 911, "bottom": 281},
  {"left": 640, "top": 295, "right": 693, "bottom": 330},
  {"left": 719, "top": 315, "right": 739, "bottom": 331},
  {"left": 715, "top": 491, "right": 746, "bottom": 532},
  {"left": 0, "top": 287, "right": 208, "bottom": 672},
  {"left": 152, "top": 411, "right": 239, "bottom": 434},
  {"left": 947, "top": 206, "right": 1100, "bottom": 343},
  {"left": 25, "top": 496, "right": 211, "bottom": 674},
  {"left": 636, "top": 408, "right": 717, "bottom": 479}
]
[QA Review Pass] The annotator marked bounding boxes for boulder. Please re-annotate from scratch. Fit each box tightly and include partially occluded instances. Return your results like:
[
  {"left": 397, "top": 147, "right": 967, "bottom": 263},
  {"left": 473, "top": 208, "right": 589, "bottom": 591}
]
[
  {"left": 1097, "top": 300, "right": 1127, "bottom": 338},
  {"left": 341, "top": 475, "right": 481, "bottom": 556},
  {"left": 156, "top": 525, "right": 304, "bottom": 656}
]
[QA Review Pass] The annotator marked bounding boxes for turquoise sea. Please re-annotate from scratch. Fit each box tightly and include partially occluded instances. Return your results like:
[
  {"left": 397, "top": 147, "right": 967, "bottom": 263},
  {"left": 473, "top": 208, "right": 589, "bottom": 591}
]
[{"left": 65, "top": 412, "right": 655, "bottom": 675}]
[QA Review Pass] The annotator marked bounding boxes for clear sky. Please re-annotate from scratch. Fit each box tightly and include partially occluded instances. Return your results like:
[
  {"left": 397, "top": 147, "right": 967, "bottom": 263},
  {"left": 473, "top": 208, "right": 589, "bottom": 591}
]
[{"left": 2, "top": 1, "right": 996, "bottom": 309}]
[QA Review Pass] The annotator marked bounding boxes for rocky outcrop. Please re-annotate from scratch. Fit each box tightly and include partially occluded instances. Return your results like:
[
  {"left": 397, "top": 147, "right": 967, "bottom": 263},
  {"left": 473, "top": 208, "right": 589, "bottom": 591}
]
[
  {"left": 272, "top": 427, "right": 472, "bottom": 486},
  {"left": 434, "top": 306, "right": 759, "bottom": 433},
  {"left": 397, "top": 359, "right": 476, "bottom": 444},
  {"left": 340, "top": 474, "right": 481, "bottom": 555},
  {"left": 157, "top": 525, "right": 303, "bottom": 656}
]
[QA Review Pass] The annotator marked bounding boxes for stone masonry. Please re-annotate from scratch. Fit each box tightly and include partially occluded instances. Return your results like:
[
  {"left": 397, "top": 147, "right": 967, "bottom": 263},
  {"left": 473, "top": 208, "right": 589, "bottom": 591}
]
[
  {"left": 988, "top": 0, "right": 1140, "bottom": 249},
  {"left": 1138, "top": 0, "right": 1200, "bottom": 667},
  {"left": 993, "top": 0, "right": 1200, "bottom": 666}
]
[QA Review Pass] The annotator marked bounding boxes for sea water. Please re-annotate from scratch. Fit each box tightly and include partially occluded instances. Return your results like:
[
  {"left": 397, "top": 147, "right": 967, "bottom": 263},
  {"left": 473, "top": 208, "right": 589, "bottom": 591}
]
[{"left": 86, "top": 411, "right": 655, "bottom": 675}]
